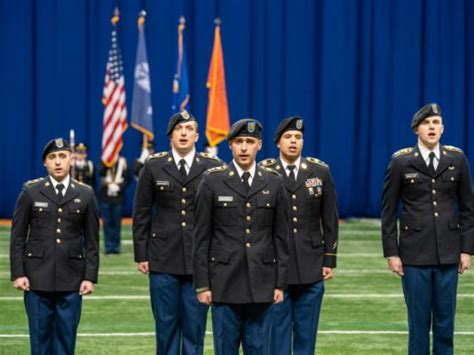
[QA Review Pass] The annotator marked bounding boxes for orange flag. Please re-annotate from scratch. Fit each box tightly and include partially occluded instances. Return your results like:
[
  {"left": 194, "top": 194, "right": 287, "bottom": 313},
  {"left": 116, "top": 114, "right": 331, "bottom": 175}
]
[{"left": 205, "top": 20, "right": 230, "bottom": 147}]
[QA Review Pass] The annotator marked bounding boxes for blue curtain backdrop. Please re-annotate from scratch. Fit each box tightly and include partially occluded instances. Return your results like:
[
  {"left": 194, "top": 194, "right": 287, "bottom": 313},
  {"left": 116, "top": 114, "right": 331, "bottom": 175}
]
[{"left": 1, "top": 0, "right": 473, "bottom": 217}]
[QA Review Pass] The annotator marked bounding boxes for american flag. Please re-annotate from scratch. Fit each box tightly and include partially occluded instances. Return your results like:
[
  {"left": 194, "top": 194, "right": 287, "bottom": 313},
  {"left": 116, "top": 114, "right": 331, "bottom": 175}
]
[{"left": 101, "top": 11, "right": 128, "bottom": 167}]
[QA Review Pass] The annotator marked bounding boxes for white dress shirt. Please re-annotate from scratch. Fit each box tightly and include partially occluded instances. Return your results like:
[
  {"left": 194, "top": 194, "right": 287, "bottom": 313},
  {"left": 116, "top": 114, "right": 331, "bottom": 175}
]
[
  {"left": 233, "top": 161, "right": 256, "bottom": 187},
  {"left": 418, "top": 143, "right": 440, "bottom": 170},
  {"left": 280, "top": 156, "right": 302, "bottom": 180},
  {"left": 49, "top": 175, "right": 70, "bottom": 196},
  {"left": 172, "top": 148, "right": 196, "bottom": 175}
]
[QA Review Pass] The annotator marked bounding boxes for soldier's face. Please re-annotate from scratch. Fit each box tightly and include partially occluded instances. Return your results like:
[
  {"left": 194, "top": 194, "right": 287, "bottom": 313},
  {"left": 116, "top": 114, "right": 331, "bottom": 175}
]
[
  {"left": 415, "top": 116, "right": 444, "bottom": 149},
  {"left": 230, "top": 136, "right": 262, "bottom": 170},
  {"left": 76, "top": 152, "right": 87, "bottom": 161},
  {"left": 278, "top": 130, "right": 303, "bottom": 162},
  {"left": 44, "top": 150, "right": 72, "bottom": 181},
  {"left": 170, "top": 122, "right": 199, "bottom": 156}
]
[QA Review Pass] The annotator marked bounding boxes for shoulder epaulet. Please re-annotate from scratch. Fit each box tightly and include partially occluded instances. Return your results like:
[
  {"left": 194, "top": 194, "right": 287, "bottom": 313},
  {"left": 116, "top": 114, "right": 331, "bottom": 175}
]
[
  {"left": 392, "top": 147, "right": 413, "bottom": 158},
  {"left": 444, "top": 145, "right": 463, "bottom": 154},
  {"left": 261, "top": 166, "right": 279, "bottom": 175},
  {"left": 147, "top": 151, "right": 168, "bottom": 161},
  {"left": 258, "top": 158, "right": 277, "bottom": 167},
  {"left": 199, "top": 152, "right": 220, "bottom": 161},
  {"left": 207, "top": 165, "right": 228, "bottom": 174},
  {"left": 24, "top": 177, "right": 44, "bottom": 187},
  {"left": 306, "top": 157, "right": 328, "bottom": 167},
  {"left": 72, "top": 179, "right": 92, "bottom": 189}
]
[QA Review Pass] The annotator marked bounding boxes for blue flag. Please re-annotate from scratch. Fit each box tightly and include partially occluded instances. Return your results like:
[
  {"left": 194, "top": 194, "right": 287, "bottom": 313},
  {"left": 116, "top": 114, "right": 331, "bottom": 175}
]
[
  {"left": 131, "top": 12, "right": 154, "bottom": 139},
  {"left": 171, "top": 17, "right": 190, "bottom": 114}
]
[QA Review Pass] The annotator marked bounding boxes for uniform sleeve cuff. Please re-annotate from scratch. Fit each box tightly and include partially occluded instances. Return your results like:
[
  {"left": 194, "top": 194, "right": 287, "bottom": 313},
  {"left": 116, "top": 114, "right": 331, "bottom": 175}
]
[{"left": 196, "top": 287, "right": 210, "bottom": 293}]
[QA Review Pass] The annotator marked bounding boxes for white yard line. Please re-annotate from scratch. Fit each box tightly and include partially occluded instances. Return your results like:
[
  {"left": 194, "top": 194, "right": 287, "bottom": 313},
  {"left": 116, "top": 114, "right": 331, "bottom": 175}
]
[{"left": 0, "top": 330, "right": 473, "bottom": 338}]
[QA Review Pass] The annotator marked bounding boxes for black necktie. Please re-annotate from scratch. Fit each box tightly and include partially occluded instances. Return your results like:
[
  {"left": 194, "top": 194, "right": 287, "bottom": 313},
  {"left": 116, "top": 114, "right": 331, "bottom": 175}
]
[
  {"left": 179, "top": 159, "right": 187, "bottom": 177},
  {"left": 242, "top": 172, "right": 251, "bottom": 193},
  {"left": 428, "top": 152, "right": 436, "bottom": 175},
  {"left": 288, "top": 165, "right": 296, "bottom": 183},
  {"left": 56, "top": 183, "right": 65, "bottom": 196}
]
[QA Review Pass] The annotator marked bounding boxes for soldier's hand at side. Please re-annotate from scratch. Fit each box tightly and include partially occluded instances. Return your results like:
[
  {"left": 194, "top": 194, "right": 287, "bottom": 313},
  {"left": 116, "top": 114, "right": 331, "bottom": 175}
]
[
  {"left": 137, "top": 261, "right": 149, "bottom": 274},
  {"left": 459, "top": 253, "right": 471, "bottom": 274},
  {"left": 273, "top": 289, "right": 284, "bottom": 304},
  {"left": 13, "top": 277, "right": 30, "bottom": 291},
  {"left": 79, "top": 281, "right": 95, "bottom": 295},
  {"left": 387, "top": 257, "right": 404, "bottom": 276},
  {"left": 322, "top": 267, "right": 334, "bottom": 281},
  {"left": 197, "top": 291, "right": 212, "bottom": 305}
]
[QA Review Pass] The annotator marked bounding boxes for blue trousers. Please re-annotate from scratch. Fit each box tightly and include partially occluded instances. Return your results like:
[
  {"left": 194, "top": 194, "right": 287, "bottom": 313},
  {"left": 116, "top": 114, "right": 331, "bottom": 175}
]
[
  {"left": 149, "top": 273, "right": 208, "bottom": 355},
  {"left": 212, "top": 302, "right": 272, "bottom": 355},
  {"left": 270, "top": 281, "right": 325, "bottom": 355},
  {"left": 24, "top": 290, "right": 82, "bottom": 355},
  {"left": 402, "top": 265, "right": 459, "bottom": 355},
  {"left": 100, "top": 201, "right": 122, "bottom": 253}
]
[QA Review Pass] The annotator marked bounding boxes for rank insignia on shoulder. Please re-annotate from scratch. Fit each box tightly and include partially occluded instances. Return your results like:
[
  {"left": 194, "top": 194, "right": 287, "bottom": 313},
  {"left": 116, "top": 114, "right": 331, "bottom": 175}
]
[
  {"left": 148, "top": 151, "right": 168, "bottom": 160},
  {"left": 199, "top": 152, "right": 220, "bottom": 161},
  {"left": 25, "top": 178, "right": 44, "bottom": 187},
  {"left": 444, "top": 145, "right": 463, "bottom": 154},
  {"left": 306, "top": 157, "right": 328, "bottom": 166},
  {"left": 393, "top": 147, "right": 413, "bottom": 157},
  {"left": 259, "top": 158, "right": 277, "bottom": 167},
  {"left": 261, "top": 166, "right": 279, "bottom": 175},
  {"left": 208, "top": 166, "right": 228, "bottom": 174},
  {"left": 72, "top": 179, "right": 91, "bottom": 189}
]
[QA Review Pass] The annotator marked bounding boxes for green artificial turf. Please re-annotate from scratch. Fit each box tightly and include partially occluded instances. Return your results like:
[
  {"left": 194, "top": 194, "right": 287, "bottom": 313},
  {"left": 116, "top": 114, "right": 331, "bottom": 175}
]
[{"left": 0, "top": 220, "right": 472, "bottom": 354}]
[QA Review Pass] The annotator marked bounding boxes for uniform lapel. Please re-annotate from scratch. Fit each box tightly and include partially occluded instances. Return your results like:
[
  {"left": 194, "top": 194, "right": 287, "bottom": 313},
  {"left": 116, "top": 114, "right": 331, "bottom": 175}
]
[
  {"left": 60, "top": 180, "right": 80, "bottom": 206},
  {"left": 162, "top": 151, "right": 185, "bottom": 183},
  {"left": 293, "top": 159, "right": 311, "bottom": 192},
  {"left": 223, "top": 163, "right": 247, "bottom": 197},
  {"left": 185, "top": 153, "right": 205, "bottom": 184},
  {"left": 434, "top": 145, "right": 454, "bottom": 178},
  {"left": 409, "top": 145, "right": 432, "bottom": 176},
  {"left": 39, "top": 177, "right": 59, "bottom": 205},
  {"left": 248, "top": 168, "right": 268, "bottom": 197}
]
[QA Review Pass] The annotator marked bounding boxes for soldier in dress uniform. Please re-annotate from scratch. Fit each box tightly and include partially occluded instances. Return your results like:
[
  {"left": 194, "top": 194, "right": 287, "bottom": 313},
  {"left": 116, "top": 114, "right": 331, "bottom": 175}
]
[
  {"left": 381, "top": 103, "right": 474, "bottom": 355},
  {"left": 133, "top": 110, "right": 223, "bottom": 355},
  {"left": 259, "top": 116, "right": 339, "bottom": 355},
  {"left": 98, "top": 154, "right": 131, "bottom": 254},
  {"left": 133, "top": 139, "right": 155, "bottom": 179},
  {"left": 10, "top": 138, "right": 100, "bottom": 355},
  {"left": 71, "top": 143, "right": 96, "bottom": 190},
  {"left": 193, "top": 118, "right": 290, "bottom": 355}
]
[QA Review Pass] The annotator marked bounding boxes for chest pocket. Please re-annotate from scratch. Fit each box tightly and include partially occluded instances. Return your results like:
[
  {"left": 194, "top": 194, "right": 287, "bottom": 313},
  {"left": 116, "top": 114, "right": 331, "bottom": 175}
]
[
  {"left": 402, "top": 175, "right": 422, "bottom": 185},
  {"left": 31, "top": 204, "right": 51, "bottom": 228},
  {"left": 257, "top": 195, "right": 275, "bottom": 227},
  {"left": 68, "top": 203, "right": 86, "bottom": 215},
  {"left": 155, "top": 180, "right": 174, "bottom": 192},
  {"left": 214, "top": 198, "right": 238, "bottom": 226},
  {"left": 442, "top": 171, "right": 460, "bottom": 196}
]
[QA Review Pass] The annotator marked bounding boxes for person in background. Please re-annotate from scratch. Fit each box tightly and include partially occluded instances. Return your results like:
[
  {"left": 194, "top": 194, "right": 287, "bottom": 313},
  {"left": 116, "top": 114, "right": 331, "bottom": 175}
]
[
  {"left": 71, "top": 142, "right": 97, "bottom": 191},
  {"left": 133, "top": 140, "right": 155, "bottom": 179}
]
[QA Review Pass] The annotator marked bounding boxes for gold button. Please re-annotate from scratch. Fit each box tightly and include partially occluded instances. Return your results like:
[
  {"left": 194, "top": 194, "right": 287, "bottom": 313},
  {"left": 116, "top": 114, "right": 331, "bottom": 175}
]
[
  {"left": 181, "top": 199, "right": 186, "bottom": 204},
  {"left": 246, "top": 216, "right": 251, "bottom": 221},
  {"left": 411, "top": 179, "right": 414, "bottom": 183},
  {"left": 56, "top": 228, "right": 61, "bottom": 234},
  {"left": 434, "top": 212, "right": 439, "bottom": 217},
  {"left": 57, "top": 218, "right": 61, "bottom": 223},
  {"left": 246, "top": 242, "right": 251, "bottom": 248},
  {"left": 433, "top": 201, "right": 437, "bottom": 206},
  {"left": 211, "top": 257, "right": 215, "bottom": 261},
  {"left": 27, "top": 253, "right": 32, "bottom": 257},
  {"left": 292, "top": 217, "right": 298, "bottom": 222},
  {"left": 246, "top": 203, "right": 251, "bottom": 208},
  {"left": 76, "top": 209, "right": 80, "bottom": 213},
  {"left": 451, "top": 177, "right": 454, "bottom": 181},
  {"left": 432, "top": 190, "right": 436, "bottom": 194},
  {"left": 245, "top": 229, "right": 250, "bottom": 234},
  {"left": 293, "top": 228, "right": 298, "bottom": 234},
  {"left": 182, "top": 222, "right": 186, "bottom": 227},
  {"left": 58, "top": 208, "right": 63, "bottom": 213},
  {"left": 292, "top": 206, "right": 297, "bottom": 211},
  {"left": 78, "top": 255, "right": 82, "bottom": 259},
  {"left": 182, "top": 187, "right": 187, "bottom": 192},
  {"left": 292, "top": 194, "right": 296, "bottom": 200},
  {"left": 404, "top": 226, "right": 408, "bottom": 231},
  {"left": 39, "top": 208, "right": 43, "bottom": 212},
  {"left": 432, "top": 179, "right": 435, "bottom": 183},
  {"left": 152, "top": 233, "right": 156, "bottom": 237},
  {"left": 181, "top": 210, "right": 186, "bottom": 216},
  {"left": 266, "top": 203, "right": 270, "bottom": 207},
  {"left": 223, "top": 203, "right": 228, "bottom": 207},
  {"left": 56, "top": 238, "right": 61, "bottom": 244},
  {"left": 160, "top": 186, "right": 164, "bottom": 190}
]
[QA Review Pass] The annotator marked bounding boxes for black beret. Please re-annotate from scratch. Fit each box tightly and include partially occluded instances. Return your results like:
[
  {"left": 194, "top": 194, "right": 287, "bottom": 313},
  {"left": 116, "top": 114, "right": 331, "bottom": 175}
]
[
  {"left": 75, "top": 142, "right": 88, "bottom": 153},
  {"left": 42, "top": 138, "right": 72, "bottom": 161},
  {"left": 274, "top": 116, "right": 304, "bottom": 144},
  {"left": 411, "top": 103, "right": 442, "bottom": 129},
  {"left": 228, "top": 119, "right": 263, "bottom": 141},
  {"left": 166, "top": 110, "right": 197, "bottom": 136}
]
